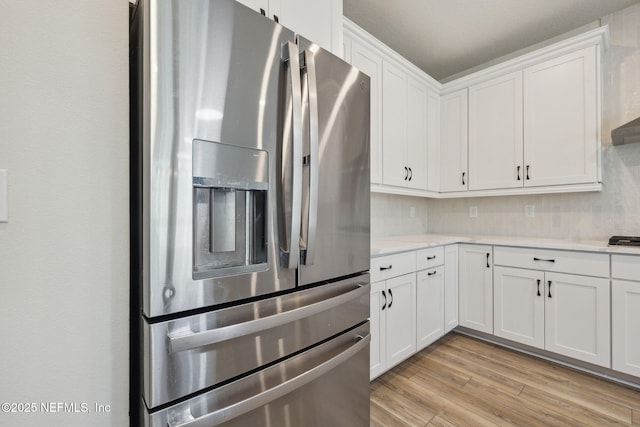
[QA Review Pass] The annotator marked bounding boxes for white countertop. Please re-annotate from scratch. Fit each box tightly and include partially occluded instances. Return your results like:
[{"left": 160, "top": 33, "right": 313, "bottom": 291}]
[{"left": 372, "top": 233, "right": 640, "bottom": 257}]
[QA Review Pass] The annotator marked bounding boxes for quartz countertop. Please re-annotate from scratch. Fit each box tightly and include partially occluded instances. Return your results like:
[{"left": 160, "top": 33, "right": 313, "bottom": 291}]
[{"left": 372, "top": 233, "right": 640, "bottom": 257}]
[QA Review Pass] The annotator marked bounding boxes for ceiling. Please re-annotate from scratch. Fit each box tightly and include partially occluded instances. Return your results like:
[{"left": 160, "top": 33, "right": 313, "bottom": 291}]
[{"left": 343, "top": 0, "right": 640, "bottom": 82}]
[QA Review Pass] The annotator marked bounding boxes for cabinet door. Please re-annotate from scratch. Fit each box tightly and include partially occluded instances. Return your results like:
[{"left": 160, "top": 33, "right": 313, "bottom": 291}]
[
  {"left": 351, "top": 39, "right": 383, "bottom": 184},
  {"left": 440, "top": 89, "right": 468, "bottom": 192},
  {"left": 382, "top": 60, "right": 408, "bottom": 187},
  {"left": 427, "top": 89, "right": 441, "bottom": 192},
  {"left": 494, "top": 266, "right": 544, "bottom": 348},
  {"left": 370, "top": 280, "right": 387, "bottom": 380},
  {"left": 416, "top": 267, "right": 444, "bottom": 350},
  {"left": 612, "top": 280, "right": 640, "bottom": 377},
  {"left": 385, "top": 273, "right": 417, "bottom": 370},
  {"left": 235, "top": 0, "right": 269, "bottom": 14},
  {"left": 342, "top": 33, "right": 351, "bottom": 62},
  {"left": 469, "top": 71, "right": 523, "bottom": 190},
  {"left": 523, "top": 46, "right": 598, "bottom": 187},
  {"left": 545, "top": 272, "right": 610, "bottom": 367},
  {"left": 458, "top": 244, "right": 493, "bottom": 334},
  {"left": 406, "top": 75, "right": 428, "bottom": 190},
  {"left": 275, "top": 0, "right": 342, "bottom": 55},
  {"left": 444, "top": 244, "right": 458, "bottom": 333}
]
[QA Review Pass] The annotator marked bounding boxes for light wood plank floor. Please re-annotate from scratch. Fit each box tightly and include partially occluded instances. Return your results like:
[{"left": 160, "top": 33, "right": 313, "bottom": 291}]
[{"left": 371, "top": 333, "right": 640, "bottom": 426}]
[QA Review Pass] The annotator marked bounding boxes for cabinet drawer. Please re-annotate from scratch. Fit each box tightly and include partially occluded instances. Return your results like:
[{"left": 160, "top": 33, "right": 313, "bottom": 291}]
[
  {"left": 371, "top": 251, "right": 416, "bottom": 282},
  {"left": 612, "top": 254, "right": 640, "bottom": 281},
  {"left": 416, "top": 246, "right": 445, "bottom": 270},
  {"left": 493, "top": 246, "right": 609, "bottom": 278}
]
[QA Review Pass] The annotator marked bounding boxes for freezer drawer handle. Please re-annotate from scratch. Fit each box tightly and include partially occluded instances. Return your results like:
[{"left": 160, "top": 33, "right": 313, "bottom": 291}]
[
  {"left": 168, "top": 283, "right": 369, "bottom": 353},
  {"left": 168, "top": 332, "right": 371, "bottom": 427}
]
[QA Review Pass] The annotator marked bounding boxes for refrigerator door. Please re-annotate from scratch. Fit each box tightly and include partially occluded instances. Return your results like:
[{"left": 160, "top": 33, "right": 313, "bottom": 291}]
[
  {"left": 145, "top": 323, "right": 371, "bottom": 427},
  {"left": 298, "top": 37, "right": 371, "bottom": 286},
  {"left": 142, "top": 0, "right": 300, "bottom": 316}
]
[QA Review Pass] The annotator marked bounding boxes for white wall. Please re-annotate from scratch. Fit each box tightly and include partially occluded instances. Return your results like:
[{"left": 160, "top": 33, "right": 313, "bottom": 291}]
[
  {"left": 427, "top": 3, "right": 640, "bottom": 241},
  {"left": 0, "top": 1, "right": 129, "bottom": 426}
]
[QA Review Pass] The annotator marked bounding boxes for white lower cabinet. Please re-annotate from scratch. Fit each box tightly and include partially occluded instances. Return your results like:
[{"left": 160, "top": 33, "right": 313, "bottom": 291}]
[
  {"left": 493, "top": 247, "right": 611, "bottom": 368},
  {"left": 611, "top": 254, "right": 640, "bottom": 377},
  {"left": 371, "top": 245, "right": 457, "bottom": 379},
  {"left": 369, "top": 280, "right": 387, "bottom": 380},
  {"left": 385, "top": 273, "right": 417, "bottom": 369},
  {"left": 370, "top": 252, "right": 416, "bottom": 380},
  {"left": 373, "top": 241, "right": 637, "bottom": 382},
  {"left": 494, "top": 266, "right": 544, "bottom": 348},
  {"left": 416, "top": 266, "right": 444, "bottom": 351},
  {"left": 371, "top": 275, "right": 418, "bottom": 380},
  {"left": 458, "top": 244, "right": 493, "bottom": 334},
  {"left": 444, "top": 244, "right": 459, "bottom": 332},
  {"left": 612, "top": 280, "right": 640, "bottom": 377},
  {"left": 545, "top": 272, "right": 610, "bottom": 367}
]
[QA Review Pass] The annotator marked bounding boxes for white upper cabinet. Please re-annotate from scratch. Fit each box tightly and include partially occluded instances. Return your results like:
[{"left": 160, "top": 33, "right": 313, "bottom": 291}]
[
  {"left": 235, "top": 0, "right": 268, "bottom": 13},
  {"left": 427, "top": 90, "right": 441, "bottom": 192},
  {"left": 237, "top": 0, "right": 342, "bottom": 55},
  {"left": 469, "top": 48, "right": 598, "bottom": 192},
  {"left": 345, "top": 37, "right": 383, "bottom": 184},
  {"left": 468, "top": 71, "right": 523, "bottom": 190},
  {"left": 440, "top": 89, "right": 468, "bottom": 192},
  {"left": 523, "top": 46, "right": 598, "bottom": 187},
  {"left": 344, "top": 19, "right": 606, "bottom": 198},
  {"left": 345, "top": 19, "right": 439, "bottom": 196},
  {"left": 440, "top": 26, "right": 607, "bottom": 197},
  {"left": 381, "top": 61, "right": 430, "bottom": 190},
  {"left": 382, "top": 61, "right": 408, "bottom": 187},
  {"left": 406, "top": 76, "right": 429, "bottom": 190}
]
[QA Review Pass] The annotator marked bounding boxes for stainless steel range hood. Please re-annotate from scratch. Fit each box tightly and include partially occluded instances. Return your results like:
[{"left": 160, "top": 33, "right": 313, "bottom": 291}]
[{"left": 611, "top": 117, "right": 640, "bottom": 145}]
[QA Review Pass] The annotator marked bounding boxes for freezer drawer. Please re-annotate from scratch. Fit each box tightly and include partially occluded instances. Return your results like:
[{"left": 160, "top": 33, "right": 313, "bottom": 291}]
[
  {"left": 143, "top": 275, "right": 370, "bottom": 408},
  {"left": 145, "top": 323, "right": 371, "bottom": 427}
]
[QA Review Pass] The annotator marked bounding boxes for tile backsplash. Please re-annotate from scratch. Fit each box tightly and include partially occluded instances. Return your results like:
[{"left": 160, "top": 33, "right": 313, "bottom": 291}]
[
  {"left": 374, "top": 3, "right": 640, "bottom": 242},
  {"left": 371, "top": 193, "right": 428, "bottom": 239}
]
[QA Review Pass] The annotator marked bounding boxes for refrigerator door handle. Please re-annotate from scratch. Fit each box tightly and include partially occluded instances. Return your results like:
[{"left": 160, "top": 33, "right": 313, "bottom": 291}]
[
  {"left": 168, "top": 283, "right": 368, "bottom": 353},
  {"left": 166, "top": 332, "right": 371, "bottom": 427},
  {"left": 281, "top": 41, "right": 303, "bottom": 269},
  {"left": 302, "top": 49, "right": 319, "bottom": 266}
]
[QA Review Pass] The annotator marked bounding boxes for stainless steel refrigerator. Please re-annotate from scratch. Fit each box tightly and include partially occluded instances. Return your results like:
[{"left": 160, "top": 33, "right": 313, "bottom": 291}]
[{"left": 130, "top": 0, "right": 371, "bottom": 425}]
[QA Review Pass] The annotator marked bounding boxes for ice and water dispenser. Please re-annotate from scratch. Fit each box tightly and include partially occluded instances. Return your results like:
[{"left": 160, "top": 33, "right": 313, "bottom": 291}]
[{"left": 192, "top": 140, "right": 268, "bottom": 279}]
